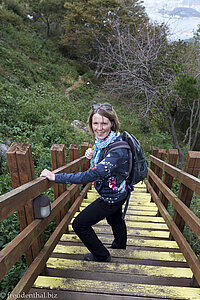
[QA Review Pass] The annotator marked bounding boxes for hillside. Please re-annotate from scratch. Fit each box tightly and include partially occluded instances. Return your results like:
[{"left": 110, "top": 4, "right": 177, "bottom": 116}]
[{"left": 0, "top": 20, "right": 170, "bottom": 193}]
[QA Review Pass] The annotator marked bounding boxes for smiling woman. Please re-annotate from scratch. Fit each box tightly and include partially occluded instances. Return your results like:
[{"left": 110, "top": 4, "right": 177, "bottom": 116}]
[
  {"left": 40, "top": 103, "right": 130, "bottom": 263},
  {"left": 92, "top": 114, "right": 112, "bottom": 140}
]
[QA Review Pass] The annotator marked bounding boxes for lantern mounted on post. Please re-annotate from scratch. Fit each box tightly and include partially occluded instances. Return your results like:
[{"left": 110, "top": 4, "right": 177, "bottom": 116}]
[{"left": 33, "top": 194, "right": 51, "bottom": 219}]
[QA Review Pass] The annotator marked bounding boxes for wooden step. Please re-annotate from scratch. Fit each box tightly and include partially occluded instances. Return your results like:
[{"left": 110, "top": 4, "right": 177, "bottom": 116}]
[
  {"left": 68, "top": 224, "right": 170, "bottom": 238},
  {"left": 31, "top": 183, "right": 200, "bottom": 299},
  {"left": 53, "top": 245, "right": 186, "bottom": 262},
  {"left": 74, "top": 211, "right": 165, "bottom": 223},
  {"left": 60, "top": 234, "right": 179, "bottom": 249},
  {"left": 46, "top": 257, "right": 192, "bottom": 279},
  {"left": 33, "top": 276, "right": 200, "bottom": 299}
]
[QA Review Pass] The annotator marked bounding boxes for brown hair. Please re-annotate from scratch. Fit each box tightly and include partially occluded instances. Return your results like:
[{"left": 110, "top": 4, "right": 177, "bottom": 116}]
[{"left": 88, "top": 103, "right": 120, "bottom": 135}]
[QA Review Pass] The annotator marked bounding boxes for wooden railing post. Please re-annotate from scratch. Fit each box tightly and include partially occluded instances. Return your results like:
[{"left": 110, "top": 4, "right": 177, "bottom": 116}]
[
  {"left": 6, "top": 143, "right": 43, "bottom": 266},
  {"left": 150, "top": 148, "right": 166, "bottom": 201},
  {"left": 157, "top": 149, "right": 179, "bottom": 216},
  {"left": 81, "top": 142, "right": 89, "bottom": 172},
  {"left": 170, "top": 151, "right": 200, "bottom": 239},
  {"left": 51, "top": 144, "right": 66, "bottom": 224},
  {"left": 69, "top": 144, "right": 80, "bottom": 203}
]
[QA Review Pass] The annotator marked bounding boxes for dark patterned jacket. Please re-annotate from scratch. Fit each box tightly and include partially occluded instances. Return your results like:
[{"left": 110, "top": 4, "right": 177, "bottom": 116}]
[{"left": 55, "top": 135, "right": 130, "bottom": 203}]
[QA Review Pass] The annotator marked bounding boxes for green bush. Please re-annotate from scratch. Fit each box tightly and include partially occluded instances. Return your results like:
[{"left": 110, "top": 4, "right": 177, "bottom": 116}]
[{"left": 0, "top": 7, "right": 22, "bottom": 26}]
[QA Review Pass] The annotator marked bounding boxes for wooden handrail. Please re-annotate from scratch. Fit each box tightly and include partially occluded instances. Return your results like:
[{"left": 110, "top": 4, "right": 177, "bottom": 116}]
[
  {"left": 146, "top": 180, "right": 200, "bottom": 286},
  {"left": 150, "top": 155, "right": 200, "bottom": 194},
  {"left": 0, "top": 142, "right": 91, "bottom": 298},
  {"left": 0, "top": 157, "right": 86, "bottom": 221},
  {"left": 147, "top": 149, "right": 200, "bottom": 287},
  {"left": 0, "top": 184, "right": 81, "bottom": 281},
  {"left": 8, "top": 182, "right": 92, "bottom": 298},
  {"left": 148, "top": 168, "right": 200, "bottom": 237}
]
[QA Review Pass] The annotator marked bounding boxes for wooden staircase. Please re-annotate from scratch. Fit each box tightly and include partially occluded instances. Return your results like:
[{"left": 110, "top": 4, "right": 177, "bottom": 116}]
[{"left": 30, "top": 183, "right": 200, "bottom": 299}]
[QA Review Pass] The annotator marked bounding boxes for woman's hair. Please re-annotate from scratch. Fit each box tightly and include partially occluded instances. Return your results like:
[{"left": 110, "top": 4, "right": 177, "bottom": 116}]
[{"left": 88, "top": 103, "right": 120, "bottom": 135}]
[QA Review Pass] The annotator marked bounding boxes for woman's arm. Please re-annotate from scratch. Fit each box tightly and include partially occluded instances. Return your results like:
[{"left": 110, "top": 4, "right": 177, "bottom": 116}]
[{"left": 40, "top": 148, "right": 128, "bottom": 185}]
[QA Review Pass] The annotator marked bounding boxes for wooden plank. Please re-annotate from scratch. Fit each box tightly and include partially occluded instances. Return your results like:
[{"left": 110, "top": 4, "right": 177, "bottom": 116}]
[
  {"left": 6, "top": 143, "right": 41, "bottom": 265},
  {"left": 33, "top": 276, "right": 200, "bottom": 299},
  {"left": 148, "top": 169, "right": 200, "bottom": 238},
  {"left": 68, "top": 225, "right": 169, "bottom": 238},
  {"left": 60, "top": 234, "right": 179, "bottom": 249},
  {"left": 80, "top": 202, "right": 158, "bottom": 211},
  {"left": 146, "top": 180, "right": 200, "bottom": 286},
  {"left": 72, "top": 219, "right": 168, "bottom": 230},
  {"left": 79, "top": 206, "right": 158, "bottom": 216},
  {"left": 7, "top": 183, "right": 92, "bottom": 299},
  {"left": 30, "top": 289, "right": 161, "bottom": 300},
  {"left": 159, "top": 149, "right": 178, "bottom": 212},
  {"left": 150, "top": 155, "right": 200, "bottom": 195},
  {"left": 53, "top": 245, "right": 186, "bottom": 262},
  {"left": 0, "top": 157, "right": 86, "bottom": 221},
  {"left": 173, "top": 151, "right": 200, "bottom": 235},
  {"left": 0, "top": 184, "right": 77, "bottom": 280},
  {"left": 73, "top": 212, "right": 165, "bottom": 223},
  {"left": 51, "top": 144, "right": 66, "bottom": 224},
  {"left": 46, "top": 257, "right": 193, "bottom": 278}
]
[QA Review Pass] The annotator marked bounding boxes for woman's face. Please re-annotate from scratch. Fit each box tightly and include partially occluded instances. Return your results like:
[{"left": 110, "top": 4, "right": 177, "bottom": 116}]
[{"left": 92, "top": 113, "right": 112, "bottom": 140}]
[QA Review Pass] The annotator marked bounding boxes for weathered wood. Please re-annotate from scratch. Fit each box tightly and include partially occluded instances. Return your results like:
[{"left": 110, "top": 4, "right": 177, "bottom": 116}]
[
  {"left": 6, "top": 143, "right": 42, "bottom": 265},
  {"left": 69, "top": 144, "right": 80, "bottom": 204},
  {"left": 7, "top": 182, "right": 92, "bottom": 299},
  {"left": 51, "top": 144, "right": 66, "bottom": 224},
  {"left": 149, "top": 148, "right": 159, "bottom": 199},
  {"left": 146, "top": 180, "right": 200, "bottom": 286},
  {"left": 46, "top": 257, "right": 192, "bottom": 278},
  {"left": 33, "top": 276, "right": 200, "bottom": 299},
  {"left": 0, "top": 157, "right": 85, "bottom": 221},
  {"left": 149, "top": 155, "right": 200, "bottom": 194},
  {"left": 0, "top": 184, "right": 79, "bottom": 281},
  {"left": 158, "top": 149, "right": 178, "bottom": 215},
  {"left": 61, "top": 233, "right": 179, "bottom": 249},
  {"left": 68, "top": 224, "right": 170, "bottom": 238},
  {"left": 172, "top": 151, "right": 200, "bottom": 235},
  {"left": 148, "top": 169, "right": 200, "bottom": 238},
  {"left": 81, "top": 142, "right": 89, "bottom": 171},
  {"left": 53, "top": 245, "right": 185, "bottom": 262}
]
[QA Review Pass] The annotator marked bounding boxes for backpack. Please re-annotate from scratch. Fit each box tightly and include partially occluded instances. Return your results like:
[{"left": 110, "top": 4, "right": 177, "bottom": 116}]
[
  {"left": 105, "top": 131, "right": 148, "bottom": 218},
  {"left": 106, "top": 131, "right": 148, "bottom": 188}
]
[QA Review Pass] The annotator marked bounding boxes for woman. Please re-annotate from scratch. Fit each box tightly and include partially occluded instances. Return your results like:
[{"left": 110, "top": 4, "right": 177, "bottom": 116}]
[{"left": 40, "top": 103, "right": 130, "bottom": 262}]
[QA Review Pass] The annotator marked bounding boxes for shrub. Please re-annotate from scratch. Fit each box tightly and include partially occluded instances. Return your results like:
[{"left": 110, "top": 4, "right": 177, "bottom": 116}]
[{"left": 0, "top": 7, "right": 22, "bottom": 26}]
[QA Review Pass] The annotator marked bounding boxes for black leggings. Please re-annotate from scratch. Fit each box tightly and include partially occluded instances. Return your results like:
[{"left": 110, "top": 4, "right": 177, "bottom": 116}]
[{"left": 72, "top": 197, "right": 127, "bottom": 261}]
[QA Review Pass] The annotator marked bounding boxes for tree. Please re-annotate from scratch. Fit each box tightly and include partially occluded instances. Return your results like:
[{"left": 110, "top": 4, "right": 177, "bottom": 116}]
[
  {"left": 91, "top": 21, "right": 200, "bottom": 166},
  {"left": 61, "top": 0, "right": 147, "bottom": 57},
  {"left": 28, "top": 0, "right": 66, "bottom": 37}
]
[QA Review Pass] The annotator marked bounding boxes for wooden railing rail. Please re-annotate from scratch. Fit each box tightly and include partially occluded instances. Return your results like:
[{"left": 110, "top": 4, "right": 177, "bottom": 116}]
[
  {"left": 0, "top": 142, "right": 91, "bottom": 299},
  {"left": 0, "top": 156, "right": 85, "bottom": 222},
  {"left": 146, "top": 149, "right": 200, "bottom": 287}
]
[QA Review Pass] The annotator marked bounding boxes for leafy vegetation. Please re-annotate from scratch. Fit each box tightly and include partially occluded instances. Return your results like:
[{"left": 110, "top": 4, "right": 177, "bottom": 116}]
[{"left": 0, "top": 0, "right": 199, "bottom": 297}]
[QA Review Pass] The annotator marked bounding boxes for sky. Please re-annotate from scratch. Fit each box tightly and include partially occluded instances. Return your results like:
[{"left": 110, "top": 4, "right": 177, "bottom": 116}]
[{"left": 142, "top": 0, "right": 200, "bottom": 40}]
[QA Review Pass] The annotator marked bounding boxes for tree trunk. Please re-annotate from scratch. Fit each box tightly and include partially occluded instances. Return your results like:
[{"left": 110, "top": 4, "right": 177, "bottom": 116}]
[{"left": 167, "top": 112, "right": 184, "bottom": 168}]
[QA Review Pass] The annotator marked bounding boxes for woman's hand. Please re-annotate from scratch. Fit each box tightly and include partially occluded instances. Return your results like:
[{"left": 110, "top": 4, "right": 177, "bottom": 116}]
[
  {"left": 85, "top": 147, "right": 94, "bottom": 160},
  {"left": 40, "top": 169, "right": 55, "bottom": 181}
]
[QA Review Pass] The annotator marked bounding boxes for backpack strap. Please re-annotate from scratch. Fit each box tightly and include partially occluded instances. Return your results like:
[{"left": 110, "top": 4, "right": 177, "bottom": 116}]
[
  {"left": 106, "top": 141, "right": 131, "bottom": 154},
  {"left": 105, "top": 141, "right": 132, "bottom": 176},
  {"left": 104, "top": 140, "right": 133, "bottom": 219}
]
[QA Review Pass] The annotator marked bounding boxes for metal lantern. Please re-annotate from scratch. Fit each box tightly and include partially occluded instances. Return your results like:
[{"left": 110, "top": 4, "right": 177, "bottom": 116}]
[{"left": 33, "top": 194, "right": 51, "bottom": 219}]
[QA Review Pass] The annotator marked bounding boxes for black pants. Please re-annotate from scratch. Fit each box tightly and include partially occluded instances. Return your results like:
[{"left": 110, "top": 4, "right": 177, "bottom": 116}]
[{"left": 72, "top": 197, "right": 127, "bottom": 261}]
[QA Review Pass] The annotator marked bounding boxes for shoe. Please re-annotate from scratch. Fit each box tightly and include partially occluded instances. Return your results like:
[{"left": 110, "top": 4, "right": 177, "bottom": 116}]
[
  {"left": 109, "top": 245, "right": 126, "bottom": 249},
  {"left": 84, "top": 253, "right": 111, "bottom": 262},
  {"left": 109, "top": 241, "right": 126, "bottom": 249}
]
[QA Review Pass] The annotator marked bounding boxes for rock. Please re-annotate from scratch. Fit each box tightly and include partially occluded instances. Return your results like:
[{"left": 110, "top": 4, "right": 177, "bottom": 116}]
[
  {"left": 71, "top": 120, "right": 88, "bottom": 133},
  {"left": 0, "top": 142, "right": 11, "bottom": 162}
]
